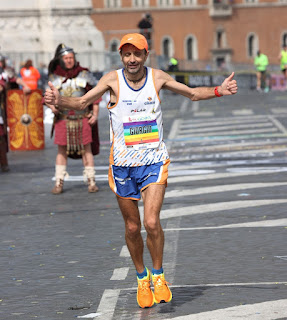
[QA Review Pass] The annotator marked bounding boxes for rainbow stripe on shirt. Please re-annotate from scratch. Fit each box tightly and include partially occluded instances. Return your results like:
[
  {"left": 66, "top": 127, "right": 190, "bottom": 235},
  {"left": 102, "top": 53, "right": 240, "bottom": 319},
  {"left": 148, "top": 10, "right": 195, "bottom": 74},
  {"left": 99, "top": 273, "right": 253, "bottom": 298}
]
[{"left": 123, "top": 119, "right": 159, "bottom": 146}]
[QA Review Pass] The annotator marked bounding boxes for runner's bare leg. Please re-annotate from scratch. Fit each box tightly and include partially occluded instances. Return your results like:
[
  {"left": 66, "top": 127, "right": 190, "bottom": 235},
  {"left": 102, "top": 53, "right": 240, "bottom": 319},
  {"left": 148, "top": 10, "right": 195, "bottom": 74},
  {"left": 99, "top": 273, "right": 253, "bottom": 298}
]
[
  {"left": 117, "top": 197, "right": 145, "bottom": 273},
  {"left": 141, "top": 184, "right": 165, "bottom": 270}
]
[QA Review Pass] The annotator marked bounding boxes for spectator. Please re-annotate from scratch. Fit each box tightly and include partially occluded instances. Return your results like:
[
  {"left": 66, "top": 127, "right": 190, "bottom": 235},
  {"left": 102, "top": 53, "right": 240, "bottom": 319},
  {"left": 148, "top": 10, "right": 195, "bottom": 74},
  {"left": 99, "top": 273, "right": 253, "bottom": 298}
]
[
  {"left": 137, "top": 13, "right": 153, "bottom": 49},
  {"left": 254, "top": 50, "right": 269, "bottom": 92},
  {"left": 168, "top": 57, "right": 179, "bottom": 72},
  {"left": 20, "top": 59, "right": 41, "bottom": 90},
  {"left": 278, "top": 45, "right": 287, "bottom": 90},
  {"left": 0, "top": 55, "right": 30, "bottom": 172}
]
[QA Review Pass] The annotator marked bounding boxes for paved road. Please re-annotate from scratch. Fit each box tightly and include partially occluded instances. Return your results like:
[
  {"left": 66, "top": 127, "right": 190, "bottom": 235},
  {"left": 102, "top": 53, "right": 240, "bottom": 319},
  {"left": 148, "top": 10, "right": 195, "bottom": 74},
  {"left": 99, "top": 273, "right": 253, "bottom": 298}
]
[{"left": 1, "top": 88, "right": 287, "bottom": 320}]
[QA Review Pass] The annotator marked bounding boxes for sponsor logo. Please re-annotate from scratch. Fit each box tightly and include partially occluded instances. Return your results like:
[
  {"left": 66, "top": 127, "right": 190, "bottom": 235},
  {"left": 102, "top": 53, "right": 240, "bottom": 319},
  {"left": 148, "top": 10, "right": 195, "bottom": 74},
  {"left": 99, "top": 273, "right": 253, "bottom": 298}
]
[
  {"left": 127, "top": 115, "right": 152, "bottom": 122},
  {"left": 131, "top": 108, "right": 146, "bottom": 113},
  {"left": 144, "top": 97, "right": 155, "bottom": 105},
  {"left": 123, "top": 99, "right": 133, "bottom": 106}
]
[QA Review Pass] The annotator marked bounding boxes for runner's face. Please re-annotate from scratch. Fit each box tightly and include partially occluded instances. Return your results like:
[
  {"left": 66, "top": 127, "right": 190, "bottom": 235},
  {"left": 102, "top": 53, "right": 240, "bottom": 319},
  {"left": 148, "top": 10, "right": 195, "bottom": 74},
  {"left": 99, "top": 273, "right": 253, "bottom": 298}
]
[
  {"left": 120, "top": 44, "right": 148, "bottom": 75},
  {"left": 62, "top": 53, "right": 75, "bottom": 69}
]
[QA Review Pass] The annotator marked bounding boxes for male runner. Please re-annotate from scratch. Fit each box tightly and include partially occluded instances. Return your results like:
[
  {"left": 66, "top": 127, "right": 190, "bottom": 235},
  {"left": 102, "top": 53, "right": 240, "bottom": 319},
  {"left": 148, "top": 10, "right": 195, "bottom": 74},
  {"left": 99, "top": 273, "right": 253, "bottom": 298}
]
[{"left": 45, "top": 33, "right": 237, "bottom": 308}]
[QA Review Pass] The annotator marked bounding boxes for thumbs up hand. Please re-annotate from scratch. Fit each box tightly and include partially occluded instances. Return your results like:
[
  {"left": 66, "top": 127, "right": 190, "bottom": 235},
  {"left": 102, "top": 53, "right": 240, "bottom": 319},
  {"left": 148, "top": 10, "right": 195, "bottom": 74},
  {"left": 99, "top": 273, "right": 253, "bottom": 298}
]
[
  {"left": 219, "top": 72, "right": 238, "bottom": 96},
  {"left": 44, "top": 81, "right": 60, "bottom": 106}
]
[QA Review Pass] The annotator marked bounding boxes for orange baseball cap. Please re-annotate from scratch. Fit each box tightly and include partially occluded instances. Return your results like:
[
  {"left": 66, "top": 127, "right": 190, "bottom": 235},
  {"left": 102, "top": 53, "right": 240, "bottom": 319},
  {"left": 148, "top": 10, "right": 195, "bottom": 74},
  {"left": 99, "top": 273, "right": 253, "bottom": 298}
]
[{"left": 118, "top": 33, "right": 148, "bottom": 51}]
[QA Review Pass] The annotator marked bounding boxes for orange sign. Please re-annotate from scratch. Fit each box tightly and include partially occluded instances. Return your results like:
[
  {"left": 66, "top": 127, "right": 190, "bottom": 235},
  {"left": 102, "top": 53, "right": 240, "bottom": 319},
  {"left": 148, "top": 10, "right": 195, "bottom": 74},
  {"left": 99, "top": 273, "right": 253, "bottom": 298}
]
[{"left": 6, "top": 89, "right": 44, "bottom": 151}]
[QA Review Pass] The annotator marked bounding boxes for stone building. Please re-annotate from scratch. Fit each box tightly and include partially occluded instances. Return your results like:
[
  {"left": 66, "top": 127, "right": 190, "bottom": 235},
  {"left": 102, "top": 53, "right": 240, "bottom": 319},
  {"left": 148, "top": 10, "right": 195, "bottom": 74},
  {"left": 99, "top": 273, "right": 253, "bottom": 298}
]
[
  {"left": 91, "top": 0, "right": 287, "bottom": 71},
  {"left": 1, "top": 0, "right": 286, "bottom": 72},
  {"left": 0, "top": 0, "right": 104, "bottom": 72}
]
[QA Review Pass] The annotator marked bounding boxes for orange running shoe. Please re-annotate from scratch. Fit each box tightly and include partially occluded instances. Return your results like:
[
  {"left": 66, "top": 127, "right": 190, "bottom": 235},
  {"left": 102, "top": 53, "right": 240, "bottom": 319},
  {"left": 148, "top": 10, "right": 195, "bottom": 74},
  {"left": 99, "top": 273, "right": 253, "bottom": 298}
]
[
  {"left": 152, "top": 273, "right": 172, "bottom": 304},
  {"left": 137, "top": 268, "right": 155, "bottom": 308}
]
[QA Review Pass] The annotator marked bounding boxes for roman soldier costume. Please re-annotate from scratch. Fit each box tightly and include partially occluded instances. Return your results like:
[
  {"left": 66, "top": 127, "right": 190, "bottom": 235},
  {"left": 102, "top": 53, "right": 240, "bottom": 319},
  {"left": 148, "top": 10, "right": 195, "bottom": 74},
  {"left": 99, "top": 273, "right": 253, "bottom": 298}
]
[
  {"left": 48, "top": 44, "right": 100, "bottom": 193},
  {"left": 0, "top": 55, "right": 18, "bottom": 172}
]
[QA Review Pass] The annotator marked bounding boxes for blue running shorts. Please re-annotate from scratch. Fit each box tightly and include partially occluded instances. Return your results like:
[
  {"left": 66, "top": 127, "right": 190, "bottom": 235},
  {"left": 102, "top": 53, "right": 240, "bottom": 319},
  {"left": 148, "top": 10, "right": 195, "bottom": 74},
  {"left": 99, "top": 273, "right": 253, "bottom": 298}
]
[{"left": 108, "top": 159, "right": 170, "bottom": 200}]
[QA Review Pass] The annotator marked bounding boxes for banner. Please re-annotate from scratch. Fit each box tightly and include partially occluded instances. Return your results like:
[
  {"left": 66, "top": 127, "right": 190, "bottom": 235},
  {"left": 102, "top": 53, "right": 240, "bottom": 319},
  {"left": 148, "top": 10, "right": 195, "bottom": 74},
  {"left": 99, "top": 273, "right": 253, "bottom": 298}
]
[{"left": 6, "top": 89, "right": 44, "bottom": 151}]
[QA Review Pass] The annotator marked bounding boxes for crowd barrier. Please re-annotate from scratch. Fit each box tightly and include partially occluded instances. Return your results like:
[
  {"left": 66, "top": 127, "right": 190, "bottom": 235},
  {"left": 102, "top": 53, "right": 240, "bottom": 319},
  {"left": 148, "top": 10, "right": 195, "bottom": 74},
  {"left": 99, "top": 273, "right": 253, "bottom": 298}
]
[
  {"left": 270, "top": 74, "right": 287, "bottom": 91},
  {"left": 168, "top": 71, "right": 287, "bottom": 91},
  {"left": 168, "top": 71, "right": 257, "bottom": 89}
]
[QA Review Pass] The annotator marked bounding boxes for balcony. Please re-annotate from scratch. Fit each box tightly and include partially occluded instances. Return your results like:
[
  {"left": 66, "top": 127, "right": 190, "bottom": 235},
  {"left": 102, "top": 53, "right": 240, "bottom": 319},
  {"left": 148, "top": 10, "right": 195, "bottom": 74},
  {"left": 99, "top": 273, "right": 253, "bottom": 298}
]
[{"left": 209, "top": 0, "right": 233, "bottom": 18}]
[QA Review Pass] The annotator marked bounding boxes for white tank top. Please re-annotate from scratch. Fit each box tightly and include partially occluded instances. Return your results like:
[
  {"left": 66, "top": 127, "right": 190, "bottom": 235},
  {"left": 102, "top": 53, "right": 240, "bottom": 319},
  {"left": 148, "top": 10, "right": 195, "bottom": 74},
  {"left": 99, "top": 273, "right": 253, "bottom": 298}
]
[{"left": 108, "top": 67, "right": 169, "bottom": 167}]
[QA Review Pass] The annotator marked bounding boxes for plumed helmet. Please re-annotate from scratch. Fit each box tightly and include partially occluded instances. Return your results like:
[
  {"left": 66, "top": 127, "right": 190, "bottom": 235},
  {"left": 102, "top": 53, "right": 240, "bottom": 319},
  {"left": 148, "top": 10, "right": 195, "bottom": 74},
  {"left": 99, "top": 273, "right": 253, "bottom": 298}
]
[
  {"left": 54, "top": 43, "right": 75, "bottom": 58},
  {"left": 48, "top": 43, "right": 76, "bottom": 74}
]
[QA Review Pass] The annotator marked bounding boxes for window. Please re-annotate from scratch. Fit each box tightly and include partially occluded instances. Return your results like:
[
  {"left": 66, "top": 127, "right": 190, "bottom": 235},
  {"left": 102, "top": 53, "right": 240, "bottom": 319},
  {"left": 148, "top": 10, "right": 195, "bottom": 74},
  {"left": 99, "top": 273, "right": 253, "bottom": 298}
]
[
  {"left": 157, "top": 0, "right": 174, "bottom": 7},
  {"left": 109, "top": 39, "right": 120, "bottom": 67},
  {"left": 181, "top": 0, "right": 195, "bottom": 5},
  {"left": 217, "top": 31, "right": 223, "bottom": 48},
  {"left": 163, "top": 39, "right": 170, "bottom": 58},
  {"left": 247, "top": 33, "right": 258, "bottom": 58},
  {"left": 132, "top": 0, "right": 149, "bottom": 6},
  {"left": 105, "top": 0, "right": 121, "bottom": 8},
  {"left": 245, "top": 0, "right": 257, "bottom": 3},
  {"left": 216, "top": 57, "right": 225, "bottom": 68},
  {"left": 187, "top": 38, "right": 193, "bottom": 60},
  {"left": 214, "top": 28, "right": 226, "bottom": 48},
  {"left": 282, "top": 33, "right": 287, "bottom": 47},
  {"left": 185, "top": 35, "right": 198, "bottom": 61},
  {"left": 248, "top": 35, "right": 254, "bottom": 57},
  {"left": 162, "top": 37, "right": 174, "bottom": 58},
  {"left": 110, "top": 40, "right": 119, "bottom": 52}
]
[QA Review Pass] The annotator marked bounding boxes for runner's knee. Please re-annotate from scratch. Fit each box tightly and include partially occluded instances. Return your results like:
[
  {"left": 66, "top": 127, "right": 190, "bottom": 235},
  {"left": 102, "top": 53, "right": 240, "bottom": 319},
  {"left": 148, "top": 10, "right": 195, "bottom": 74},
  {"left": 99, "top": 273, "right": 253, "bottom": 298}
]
[
  {"left": 125, "top": 220, "right": 141, "bottom": 237},
  {"left": 144, "top": 217, "right": 161, "bottom": 235}
]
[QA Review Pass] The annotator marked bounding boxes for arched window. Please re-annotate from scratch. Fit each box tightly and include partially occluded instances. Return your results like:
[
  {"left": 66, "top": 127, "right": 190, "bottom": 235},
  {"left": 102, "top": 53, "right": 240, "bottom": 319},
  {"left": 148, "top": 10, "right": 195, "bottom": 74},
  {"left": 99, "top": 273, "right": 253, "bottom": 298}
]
[
  {"left": 214, "top": 27, "right": 226, "bottom": 49},
  {"left": 163, "top": 38, "right": 170, "bottom": 58},
  {"left": 109, "top": 39, "right": 120, "bottom": 67},
  {"left": 187, "top": 38, "right": 193, "bottom": 60},
  {"left": 248, "top": 35, "right": 254, "bottom": 57},
  {"left": 247, "top": 33, "right": 258, "bottom": 58},
  {"left": 185, "top": 35, "right": 198, "bottom": 61},
  {"left": 217, "top": 31, "right": 223, "bottom": 48},
  {"left": 110, "top": 41, "right": 118, "bottom": 52},
  {"left": 283, "top": 33, "right": 287, "bottom": 47},
  {"left": 110, "top": 40, "right": 118, "bottom": 52}
]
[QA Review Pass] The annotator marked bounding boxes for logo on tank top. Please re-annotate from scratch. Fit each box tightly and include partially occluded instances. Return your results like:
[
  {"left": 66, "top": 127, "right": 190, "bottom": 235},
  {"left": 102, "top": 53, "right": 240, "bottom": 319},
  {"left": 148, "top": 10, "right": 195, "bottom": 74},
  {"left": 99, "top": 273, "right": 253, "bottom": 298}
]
[
  {"left": 131, "top": 108, "right": 146, "bottom": 113},
  {"left": 144, "top": 97, "right": 155, "bottom": 105}
]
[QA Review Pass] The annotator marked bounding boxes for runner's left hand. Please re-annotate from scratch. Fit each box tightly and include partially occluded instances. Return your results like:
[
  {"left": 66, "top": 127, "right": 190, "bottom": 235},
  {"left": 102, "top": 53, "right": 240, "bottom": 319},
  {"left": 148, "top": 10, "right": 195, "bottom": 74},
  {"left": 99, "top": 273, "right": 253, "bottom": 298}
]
[{"left": 219, "top": 72, "right": 238, "bottom": 96}]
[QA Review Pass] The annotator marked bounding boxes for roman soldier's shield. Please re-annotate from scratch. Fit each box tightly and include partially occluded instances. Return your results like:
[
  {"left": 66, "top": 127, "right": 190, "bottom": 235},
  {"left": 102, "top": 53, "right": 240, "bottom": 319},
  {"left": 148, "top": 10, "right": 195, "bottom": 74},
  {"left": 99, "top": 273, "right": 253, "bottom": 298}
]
[{"left": 6, "top": 89, "right": 44, "bottom": 151}]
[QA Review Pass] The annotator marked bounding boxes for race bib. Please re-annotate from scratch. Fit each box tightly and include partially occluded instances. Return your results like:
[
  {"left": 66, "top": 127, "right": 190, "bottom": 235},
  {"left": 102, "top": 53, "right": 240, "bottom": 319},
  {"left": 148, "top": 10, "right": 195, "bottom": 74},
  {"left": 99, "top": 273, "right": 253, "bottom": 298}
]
[{"left": 123, "top": 115, "right": 160, "bottom": 150}]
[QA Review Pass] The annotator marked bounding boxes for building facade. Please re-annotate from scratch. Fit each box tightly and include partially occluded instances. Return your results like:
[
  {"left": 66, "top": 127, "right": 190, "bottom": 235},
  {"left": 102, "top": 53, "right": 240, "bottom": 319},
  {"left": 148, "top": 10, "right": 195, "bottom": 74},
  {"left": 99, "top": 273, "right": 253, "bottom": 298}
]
[
  {"left": 0, "top": 0, "right": 104, "bottom": 71},
  {"left": 91, "top": 0, "right": 287, "bottom": 71}
]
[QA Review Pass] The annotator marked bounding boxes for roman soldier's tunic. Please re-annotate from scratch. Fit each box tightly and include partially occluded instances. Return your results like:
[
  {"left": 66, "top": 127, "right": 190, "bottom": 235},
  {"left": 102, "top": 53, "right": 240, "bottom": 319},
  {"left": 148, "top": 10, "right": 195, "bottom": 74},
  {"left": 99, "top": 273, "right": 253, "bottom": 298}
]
[{"left": 49, "top": 64, "right": 100, "bottom": 157}]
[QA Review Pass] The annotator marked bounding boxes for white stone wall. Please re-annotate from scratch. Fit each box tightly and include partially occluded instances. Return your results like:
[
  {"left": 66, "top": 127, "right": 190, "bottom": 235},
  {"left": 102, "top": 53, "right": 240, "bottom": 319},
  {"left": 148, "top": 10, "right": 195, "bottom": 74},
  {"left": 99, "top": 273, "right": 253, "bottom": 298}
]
[{"left": 0, "top": 0, "right": 105, "bottom": 71}]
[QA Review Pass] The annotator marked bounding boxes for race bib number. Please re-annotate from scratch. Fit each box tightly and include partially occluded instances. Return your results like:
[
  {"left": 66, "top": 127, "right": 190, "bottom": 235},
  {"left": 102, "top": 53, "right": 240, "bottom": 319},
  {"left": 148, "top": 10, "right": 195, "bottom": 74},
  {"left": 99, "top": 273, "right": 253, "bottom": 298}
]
[{"left": 123, "top": 115, "right": 160, "bottom": 150}]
